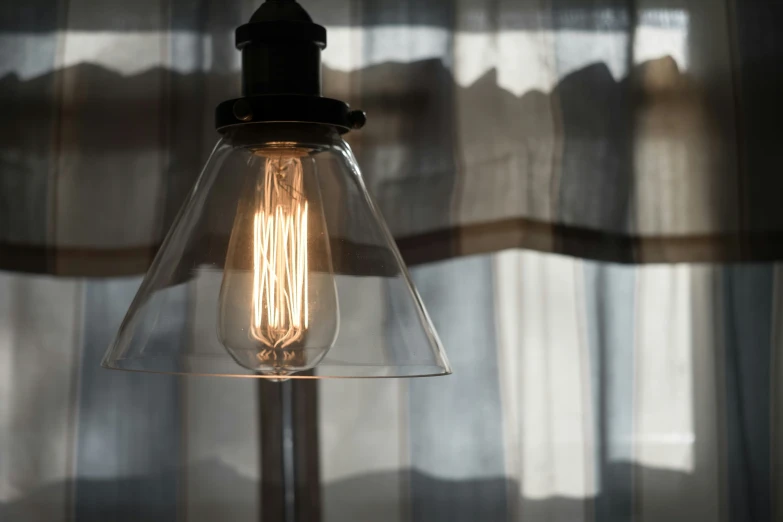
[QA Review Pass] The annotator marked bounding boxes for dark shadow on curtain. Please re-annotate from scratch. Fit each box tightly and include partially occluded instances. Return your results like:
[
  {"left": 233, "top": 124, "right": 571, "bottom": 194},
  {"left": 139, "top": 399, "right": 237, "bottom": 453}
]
[
  {"left": 4, "top": 52, "right": 781, "bottom": 275},
  {"left": 0, "top": 463, "right": 741, "bottom": 522},
  {"left": 0, "top": 0, "right": 707, "bottom": 32}
]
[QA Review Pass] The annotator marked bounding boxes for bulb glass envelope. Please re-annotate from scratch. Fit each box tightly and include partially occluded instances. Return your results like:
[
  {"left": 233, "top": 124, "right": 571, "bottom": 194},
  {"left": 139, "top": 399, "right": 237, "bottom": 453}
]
[{"left": 102, "top": 124, "right": 451, "bottom": 378}]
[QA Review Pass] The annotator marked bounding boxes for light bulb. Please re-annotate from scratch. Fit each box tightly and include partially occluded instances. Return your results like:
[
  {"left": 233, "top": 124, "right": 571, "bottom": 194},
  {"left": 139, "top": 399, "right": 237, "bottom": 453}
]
[
  {"left": 102, "top": 0, "right": 452, "bottom": 379},
  {"left": 218, "top": 146, "right": 338, "bottom": 376}
]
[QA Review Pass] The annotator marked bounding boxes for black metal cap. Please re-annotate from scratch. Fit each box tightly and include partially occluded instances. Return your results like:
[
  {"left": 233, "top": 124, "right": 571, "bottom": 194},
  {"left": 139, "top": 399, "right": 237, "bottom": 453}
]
[
  {"left": 215, "top": 0, "right": 364, "bottom": 134},
  {"left": 249, "top": 0, "right": 313, "bottom": 23},
  {"left": 236, "top": 0, "right": 326, "bottom": 50}
]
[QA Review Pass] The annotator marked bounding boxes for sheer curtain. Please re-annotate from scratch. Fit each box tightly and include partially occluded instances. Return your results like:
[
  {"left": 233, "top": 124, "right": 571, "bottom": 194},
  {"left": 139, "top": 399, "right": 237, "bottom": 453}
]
[{"left": 1, "top": 0, "right": 782, "bottom": 521}]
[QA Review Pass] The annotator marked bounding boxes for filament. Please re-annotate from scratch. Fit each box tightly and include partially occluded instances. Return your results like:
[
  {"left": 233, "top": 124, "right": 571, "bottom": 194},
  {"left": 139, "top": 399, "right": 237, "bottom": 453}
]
[{"left": 251, "top": 153, "right": 308, "bottom": 350}]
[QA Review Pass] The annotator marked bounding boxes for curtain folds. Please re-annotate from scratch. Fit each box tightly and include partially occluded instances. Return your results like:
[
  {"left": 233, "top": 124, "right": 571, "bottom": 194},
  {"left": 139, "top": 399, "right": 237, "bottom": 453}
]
[{"left": 1, "top": 0, "right": 781, "bottom": 275}]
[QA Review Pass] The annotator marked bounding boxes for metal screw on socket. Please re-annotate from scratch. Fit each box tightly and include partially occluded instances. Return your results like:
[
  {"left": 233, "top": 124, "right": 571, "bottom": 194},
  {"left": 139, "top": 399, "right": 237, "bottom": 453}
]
[
  {"left": 348, "top": 110, "right": 367, "bottom": 130},
  {"left": 233, "top": 99, "right": 253, "bottom": 122}
]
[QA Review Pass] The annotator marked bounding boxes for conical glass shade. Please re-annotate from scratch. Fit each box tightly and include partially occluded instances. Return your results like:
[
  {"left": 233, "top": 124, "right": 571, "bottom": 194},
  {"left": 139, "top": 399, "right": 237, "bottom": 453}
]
[{"left": 102, "top": 124, "right": 451, "bottom": 378}]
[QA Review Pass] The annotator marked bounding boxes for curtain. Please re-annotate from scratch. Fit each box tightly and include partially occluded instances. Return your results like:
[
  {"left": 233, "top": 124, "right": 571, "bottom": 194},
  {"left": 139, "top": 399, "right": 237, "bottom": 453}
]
[
  {"left": 1, "top": 0, "right": 782, "bottom": 521},
  {"left": 322, "top": 255, "right": 783, "bottom": 522}
]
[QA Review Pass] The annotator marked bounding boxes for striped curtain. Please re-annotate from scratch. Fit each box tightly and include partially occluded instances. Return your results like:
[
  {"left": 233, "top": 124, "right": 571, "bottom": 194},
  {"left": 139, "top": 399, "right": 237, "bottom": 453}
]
[
  {"left": 320, "top": 253, "right": 783, "bottom": 522},
  {"left": 3, "top": 256, "right": 781, "bottom": 520},
  {"left": 2, "top": 0, "right": 782, "bottom": 521}
]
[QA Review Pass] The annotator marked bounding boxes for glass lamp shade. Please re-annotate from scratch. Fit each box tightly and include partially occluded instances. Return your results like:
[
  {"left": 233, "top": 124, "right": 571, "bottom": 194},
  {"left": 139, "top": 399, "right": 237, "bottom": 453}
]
[{"left": 102, "top": 124, "right": 451, "bottom": 378}]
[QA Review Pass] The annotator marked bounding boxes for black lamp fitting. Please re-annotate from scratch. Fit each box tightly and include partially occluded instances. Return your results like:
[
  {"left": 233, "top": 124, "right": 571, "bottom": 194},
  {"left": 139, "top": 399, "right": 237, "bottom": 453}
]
[{"left": 215, "top": 0, "right": 366, "bottom": 134}]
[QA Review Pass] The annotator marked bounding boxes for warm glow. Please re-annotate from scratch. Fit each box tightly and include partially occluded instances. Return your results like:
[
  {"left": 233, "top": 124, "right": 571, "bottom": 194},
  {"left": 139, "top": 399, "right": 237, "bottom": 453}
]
[{"left": 250, "top": 153, "right": 309, "bottom": 353}]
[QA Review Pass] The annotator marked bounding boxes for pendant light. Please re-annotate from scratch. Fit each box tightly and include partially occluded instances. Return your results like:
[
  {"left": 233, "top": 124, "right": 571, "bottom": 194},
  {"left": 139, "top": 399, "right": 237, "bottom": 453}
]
[{"left": 102, "top": 0, "right": 451, "bottom": 379}]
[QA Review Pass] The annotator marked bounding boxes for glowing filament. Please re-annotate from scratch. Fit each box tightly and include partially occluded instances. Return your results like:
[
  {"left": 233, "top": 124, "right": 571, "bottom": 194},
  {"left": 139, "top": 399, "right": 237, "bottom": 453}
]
[{"left": 251, "top": 154, "right": 309, "bottom": 349}]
